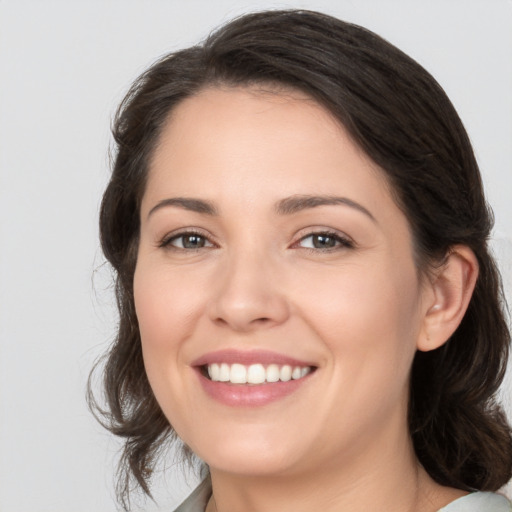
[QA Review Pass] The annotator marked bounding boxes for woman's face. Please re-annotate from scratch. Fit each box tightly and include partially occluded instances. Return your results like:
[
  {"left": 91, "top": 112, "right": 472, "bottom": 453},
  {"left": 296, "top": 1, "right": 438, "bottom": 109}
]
[{"left": 134, "top": 87, "right": 431, "bottom": 478}]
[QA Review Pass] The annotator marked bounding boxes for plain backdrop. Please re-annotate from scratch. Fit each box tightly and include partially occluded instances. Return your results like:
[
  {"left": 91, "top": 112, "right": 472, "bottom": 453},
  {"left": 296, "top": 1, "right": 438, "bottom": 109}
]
[{"left": 0, "top": 1, "right": 511, "bottom": 511}]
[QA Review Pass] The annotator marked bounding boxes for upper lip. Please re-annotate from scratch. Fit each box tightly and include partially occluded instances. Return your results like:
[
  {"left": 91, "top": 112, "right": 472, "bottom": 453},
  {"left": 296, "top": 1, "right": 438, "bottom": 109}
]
[{"left": 191, "top": 349, "right": 316, "bottom": 368}]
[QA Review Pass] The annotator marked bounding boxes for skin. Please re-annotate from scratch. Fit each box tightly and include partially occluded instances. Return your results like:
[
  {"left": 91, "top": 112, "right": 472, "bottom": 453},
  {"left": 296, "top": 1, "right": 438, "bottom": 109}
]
[{"left": 134, "top": 87, "right": 477, "bottom": 512}]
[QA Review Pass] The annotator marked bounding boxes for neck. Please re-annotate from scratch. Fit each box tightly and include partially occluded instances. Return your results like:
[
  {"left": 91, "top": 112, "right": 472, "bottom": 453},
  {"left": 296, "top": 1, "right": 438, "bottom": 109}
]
[{"left": 206, "top": 429, "right": 461, "bottom": 512}]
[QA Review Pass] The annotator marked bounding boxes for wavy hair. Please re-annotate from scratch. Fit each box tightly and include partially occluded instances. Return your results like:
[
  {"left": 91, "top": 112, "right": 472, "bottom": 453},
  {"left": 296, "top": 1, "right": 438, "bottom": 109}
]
[{"left": 89, "top": 9, "right": 512, "bottom": 509}]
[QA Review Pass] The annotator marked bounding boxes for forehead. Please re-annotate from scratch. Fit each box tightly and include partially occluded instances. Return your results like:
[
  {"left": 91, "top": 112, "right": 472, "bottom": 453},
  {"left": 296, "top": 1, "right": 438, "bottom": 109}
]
[
  {"left": 143, "top": 86, "right": 395, "bottom": 218},
  {"left": 155, "top": 85, "right": 346, "bottom": 159}
]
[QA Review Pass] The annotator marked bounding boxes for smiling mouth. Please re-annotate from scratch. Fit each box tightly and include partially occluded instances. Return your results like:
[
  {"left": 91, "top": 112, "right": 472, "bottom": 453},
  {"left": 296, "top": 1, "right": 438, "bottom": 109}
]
[{"left": 202, "top": 363, "right": 315, "bottom": 385}]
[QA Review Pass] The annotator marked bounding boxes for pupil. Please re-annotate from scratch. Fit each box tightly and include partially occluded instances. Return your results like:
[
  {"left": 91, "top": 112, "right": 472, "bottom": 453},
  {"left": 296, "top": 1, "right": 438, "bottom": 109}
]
[
  {"left": 313, "top": 234, "right": 335, "bottom": 248},
  {"left": 183, "top": 235, "right": 204, "bottom": 248}
]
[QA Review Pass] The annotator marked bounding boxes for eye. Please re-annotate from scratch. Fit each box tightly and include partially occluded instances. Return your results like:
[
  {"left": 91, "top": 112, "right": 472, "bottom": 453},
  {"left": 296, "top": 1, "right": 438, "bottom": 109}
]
[
  {"left": 160, "top": 231, "right": 214, "bottom": 250},
  {"left": 296, "top": 231, "right": 353, "bottom": 250}
]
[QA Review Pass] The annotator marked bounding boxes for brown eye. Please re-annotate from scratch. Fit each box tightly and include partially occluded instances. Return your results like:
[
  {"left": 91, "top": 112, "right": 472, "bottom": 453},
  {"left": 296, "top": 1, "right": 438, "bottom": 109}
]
[
  {"left": 165, "top": 232, "right": 213, "bottom": 249},
  {"left": 183, "top": 235, "right": 206, "bottom": 248},
  {"left": 297, "top": 232, "right": 353, "bottom": 250},
  {"left": 311, "top": 234, "right": 337, "bottom": 249}
]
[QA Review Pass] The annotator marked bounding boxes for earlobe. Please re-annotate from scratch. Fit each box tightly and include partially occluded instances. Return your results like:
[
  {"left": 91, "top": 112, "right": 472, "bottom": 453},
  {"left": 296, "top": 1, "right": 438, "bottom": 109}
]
[{"left": 417, "top": 245, "right": 479, "bottom": 352}]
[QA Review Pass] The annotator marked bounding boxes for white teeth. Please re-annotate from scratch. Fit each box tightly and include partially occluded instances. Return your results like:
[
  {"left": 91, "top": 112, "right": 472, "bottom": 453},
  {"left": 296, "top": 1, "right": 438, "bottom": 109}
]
[
  {"left": 206, "top": 362, "right": 312, "bottom": 384},
  {"left": 219, "top": 363, "right": 230, "bottom": 382},
  {"left": 266, "top": 364, "right": 280, "bottom": 382},
  {"left": 292, "top": 366, "right": 304, "bottom": 379},
  {"left": 280, "top": 365, "right": 292, "bottom": 382},
  {"left": 247, "top": 364, "right": 266, "bottom": 384},
  {"left": 208, "top": 363, "right": 220, "bottom": 381},
  {"left": 230, "top": 363, "right": 247, "bottom": 384}
]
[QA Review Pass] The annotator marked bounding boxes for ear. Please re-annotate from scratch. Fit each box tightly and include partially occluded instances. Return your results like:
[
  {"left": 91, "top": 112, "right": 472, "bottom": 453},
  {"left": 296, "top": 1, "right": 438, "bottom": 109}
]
[{"left": 417, "top": 245, "right": 479, "bottom": 352}]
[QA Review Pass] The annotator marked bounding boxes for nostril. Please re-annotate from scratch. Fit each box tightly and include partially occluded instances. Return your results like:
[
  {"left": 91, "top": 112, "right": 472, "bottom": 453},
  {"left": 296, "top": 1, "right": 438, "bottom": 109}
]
[
  {"left": 208, "top": 286, "right": 290, "bottom": 331},
  {"left": 213, "top": 316, "right": 272, "bottom": 329}
]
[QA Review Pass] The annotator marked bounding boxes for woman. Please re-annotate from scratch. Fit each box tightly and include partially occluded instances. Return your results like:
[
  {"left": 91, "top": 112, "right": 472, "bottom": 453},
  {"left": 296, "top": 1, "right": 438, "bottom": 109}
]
[{"left": 91, "top": 9, "right": 512, "bottom": 512}]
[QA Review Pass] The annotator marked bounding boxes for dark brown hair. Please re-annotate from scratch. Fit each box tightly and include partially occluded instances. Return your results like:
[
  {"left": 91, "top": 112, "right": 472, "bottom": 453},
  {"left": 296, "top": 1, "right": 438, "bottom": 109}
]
[{"left": 90, "top": 9, "right": 512, "bottom": 509}]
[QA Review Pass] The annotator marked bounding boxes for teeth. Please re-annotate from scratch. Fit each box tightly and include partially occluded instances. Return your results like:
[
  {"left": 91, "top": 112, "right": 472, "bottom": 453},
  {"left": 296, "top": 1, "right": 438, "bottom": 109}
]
[
  {"left": 266, "top": 364, "right": 280, "bottom": 383},
  {"left": 207, "top": 363, "right": 220, "bottom": 381},
  {"left": 230, "top": 363, "right": 247, "bottom": 384},
  {"left": 219, "top": 363, "right": 230, "bottom": 382},
  {"left": 206, "top": 363, "right": 312, "bottom": 384},
  {"left": 291, "top": 366, "right": 302, "bottom": 380},
  {"left": 280, "top": 365, "right": 292, "bottom": 382},
  {"left": 247, "top": 364, "right": 266, "bottom": 384}
]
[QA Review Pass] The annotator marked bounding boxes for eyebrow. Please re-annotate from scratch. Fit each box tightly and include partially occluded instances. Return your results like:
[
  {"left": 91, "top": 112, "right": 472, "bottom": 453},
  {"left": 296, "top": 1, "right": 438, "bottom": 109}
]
[
  {"left": 147, "top": 194, "right": 376, "bottom": 222},
  {"left": 147, "top": 197, "right": 218, "bottom": 219},
  {"left": 275, "top": 195, "right": 376, "bottom": 222}
]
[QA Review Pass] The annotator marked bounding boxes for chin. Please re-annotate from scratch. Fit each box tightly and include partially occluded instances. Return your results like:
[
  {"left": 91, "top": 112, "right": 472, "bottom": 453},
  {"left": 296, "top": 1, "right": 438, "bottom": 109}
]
[
  {"left": 185, "top": 427, "right": 304, "bottom": 477},
  {"left": 205, "top": 451, "right": 297, "bottom": 477}
]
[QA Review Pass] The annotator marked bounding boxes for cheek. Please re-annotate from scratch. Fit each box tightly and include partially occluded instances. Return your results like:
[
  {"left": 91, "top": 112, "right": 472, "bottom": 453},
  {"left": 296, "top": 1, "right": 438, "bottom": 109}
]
[
  {"left": 133, "top": 263, "right": 208, "bottom": 430},
  {"left": 297, "top": 259, "right": 422, "bottom": 379},
  {"left": 133, "top": 264, "right": 205, "bottom": 352}
]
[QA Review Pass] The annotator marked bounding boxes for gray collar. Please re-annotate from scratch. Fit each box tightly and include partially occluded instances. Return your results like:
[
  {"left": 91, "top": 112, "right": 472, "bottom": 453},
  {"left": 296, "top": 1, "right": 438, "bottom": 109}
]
[{"left": 173, "top": 476, "right": 212, "bottom": 512}]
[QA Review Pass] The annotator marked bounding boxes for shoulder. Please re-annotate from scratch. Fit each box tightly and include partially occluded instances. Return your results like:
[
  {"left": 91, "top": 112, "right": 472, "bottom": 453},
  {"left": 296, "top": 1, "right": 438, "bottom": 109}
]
[
  {"left": 439, "top": 492, "right": 511, "bottom": 512},
  {"left": 171, "top": 484, "right": 511, "bottom": 512},
  {"left": 172, "top": 477, "right": 212, "bottom": 512}
]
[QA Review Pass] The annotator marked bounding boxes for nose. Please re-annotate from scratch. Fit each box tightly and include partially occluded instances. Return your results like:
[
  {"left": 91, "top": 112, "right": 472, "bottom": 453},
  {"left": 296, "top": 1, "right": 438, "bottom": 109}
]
[{"left": 207, "top": 251, "right": 290, "bottom": 332}]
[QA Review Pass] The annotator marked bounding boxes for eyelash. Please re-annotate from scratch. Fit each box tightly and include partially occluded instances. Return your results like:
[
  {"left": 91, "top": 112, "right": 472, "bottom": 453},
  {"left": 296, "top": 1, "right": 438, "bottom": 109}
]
[
  {"left": 159, "top": 229, "right": 214, "bottom": 251},
  {"left": 158, "top": 229, "right": 354, "bottom": 252},
  {"left": 294, "top": 230, "right": 354, "bottom": 252}
]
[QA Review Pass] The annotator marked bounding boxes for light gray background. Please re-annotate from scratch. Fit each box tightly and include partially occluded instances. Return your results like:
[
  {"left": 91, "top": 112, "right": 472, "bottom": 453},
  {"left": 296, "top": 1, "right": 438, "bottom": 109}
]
[{"left": 1, "top": 1, "right": 511, "bottom": 510}]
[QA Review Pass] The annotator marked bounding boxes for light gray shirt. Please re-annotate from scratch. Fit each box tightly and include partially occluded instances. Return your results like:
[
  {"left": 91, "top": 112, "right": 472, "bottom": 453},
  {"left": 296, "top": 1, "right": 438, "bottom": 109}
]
[{"left": 173, "top": 479, "right": 511, "bottom": 512}]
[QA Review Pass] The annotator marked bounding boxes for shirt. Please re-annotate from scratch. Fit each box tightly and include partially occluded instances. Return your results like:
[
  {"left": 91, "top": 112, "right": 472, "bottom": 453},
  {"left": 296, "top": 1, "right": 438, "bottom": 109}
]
[{"left": 173, "top": 478, "right": 512, "bottom": 512}]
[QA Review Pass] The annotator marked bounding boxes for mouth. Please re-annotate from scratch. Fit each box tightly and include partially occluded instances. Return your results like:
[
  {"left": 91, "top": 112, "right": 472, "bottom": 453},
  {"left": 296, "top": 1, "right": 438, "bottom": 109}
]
[
  {"left": 193, "top": 350, "right": 317, "bottom": 406},
  {"left": 202, "top": 363, "right": 314, "bottom": 384}
]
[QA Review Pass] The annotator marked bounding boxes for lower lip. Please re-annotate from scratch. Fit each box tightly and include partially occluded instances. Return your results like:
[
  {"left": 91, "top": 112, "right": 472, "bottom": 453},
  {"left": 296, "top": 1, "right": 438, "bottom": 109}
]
[{"left": 196, "top": 370, "right": 312, "bottom": 407}]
